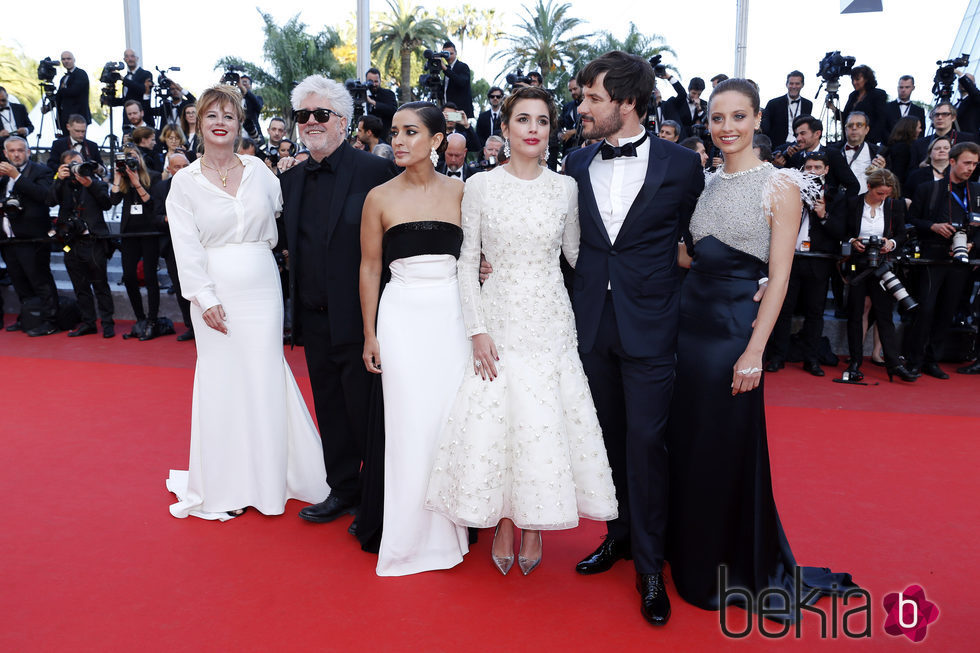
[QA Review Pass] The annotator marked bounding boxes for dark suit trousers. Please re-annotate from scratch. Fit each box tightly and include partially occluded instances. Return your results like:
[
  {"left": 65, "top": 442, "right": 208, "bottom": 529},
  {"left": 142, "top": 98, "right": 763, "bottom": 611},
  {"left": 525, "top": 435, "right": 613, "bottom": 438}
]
[
  {"left": 768, "top": 256, "right": 833, "bottom": 363},
  {"left": 120, "top": 236, "right": 161, "bottom": 321},
  {"left": 579, "top": 293, "right": 673, "bottom": 575},
  {"left": 160, "top": 236, "right": 192, "bottom": 328},
  {"left": 1, "top": 242, "right": 57, "bottom": 322},
  {"left": 64, "top": 238, "right": 113, "bottom": 327},
  {"left": 905, "top": 264, "right": 969, "bottom": 366},
  {"left": 300, "top": 307, "right": 371, "bottom": 504},
  {"left": 847, "top": 273, "right": 901, "bottom": 367}
]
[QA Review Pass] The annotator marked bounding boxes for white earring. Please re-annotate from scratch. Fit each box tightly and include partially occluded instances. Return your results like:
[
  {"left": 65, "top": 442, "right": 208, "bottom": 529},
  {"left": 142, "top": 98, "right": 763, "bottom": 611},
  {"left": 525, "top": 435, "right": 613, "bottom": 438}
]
[
  {"left": 503, "top": 138, "right": 511, "bottom": 158},
  {"left": 430, "top": 147, "right": 439, "bottom": 166}
]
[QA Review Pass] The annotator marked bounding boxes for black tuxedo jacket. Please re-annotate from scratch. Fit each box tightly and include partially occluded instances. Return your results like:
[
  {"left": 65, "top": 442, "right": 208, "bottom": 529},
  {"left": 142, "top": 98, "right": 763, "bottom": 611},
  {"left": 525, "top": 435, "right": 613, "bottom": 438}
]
[
  {"left": 801, "top": 184, "right": 846, "bottom": 254},
  {"left": 883, "top": 100, "right": 926, "bottom": 137},
  {"left": 787, "top": 145, "right": 860, "bottom": 198},
  {"left": 664, "top": 88, "right": 706, "bottom": 138},
  {"left": 908, "top": 131, "right": 978, "bottom": 179},
  {"left": 955, "top": 75, "right": 980, "bottom": 134},
  {"left": 761, "top": 95, "right": 813, "bottom": 147},
  {"left": 842, "top": 88, "right": 889, "bottom": 144},
  {"left": 828, "top": 139, "right": 881, "bottom": 169},
  {"left": 55, "top": 68, "right": 91, "bottom": 124},
  {"left": 150, "top": 177, "right": 173, "bottom": 227},
  {"left": 444, "top": 60, "right": 474, "bottom": 118},
  {"left": 279, "top": 143, "right": 397, "bottom": 345},
  {"left": 476, "top": 108, "right": 502, "bottom": 146},
  {"left": 47, "top": 137, "right": 102, "bottom": 172},
  {"left": 1, "top": 102, "right": 34, "bottom": 140},
  {"left": 121, "top": 67, "right": 152, "bottom": 103},
  {"left": 367, "top": 86, "right": 397, "bottom": 134},
  {"left": 49, "top": 176, "right": 112, "bottom": 235},
  {"left": 840, "top": 194, "right": 907, "bottom": 249},
  {"left": 158, "top": 93, "right": 196, "bottom": 128},
  {"left": 564, "top": 138, "right": 704, "bottom": 358},
  {"left": 910, "top": 177, "right": 980, "bottom": 256},
  {"left": 0, "top": 161, "right": 55, "bottom": 238}
]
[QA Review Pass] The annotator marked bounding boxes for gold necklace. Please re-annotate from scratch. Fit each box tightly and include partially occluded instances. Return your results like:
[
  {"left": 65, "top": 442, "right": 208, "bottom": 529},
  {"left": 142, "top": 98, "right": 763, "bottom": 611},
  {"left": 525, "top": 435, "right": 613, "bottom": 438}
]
[{"left": 201, "top": 155, "right": 242, "bottom": 188}]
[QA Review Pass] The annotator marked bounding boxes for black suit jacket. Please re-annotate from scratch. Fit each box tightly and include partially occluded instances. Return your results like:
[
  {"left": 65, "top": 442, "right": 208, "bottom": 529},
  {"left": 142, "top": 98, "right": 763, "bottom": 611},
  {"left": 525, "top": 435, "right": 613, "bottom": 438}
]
[
  {"left": 476, "top": 109, "right": 502, "bottom": 146},
  {"left": 842, "top": 88, "right": 890, "bottom": 144},
  {"left": 761, "top": 95, "right": 813, "bottom": 147},
  {"left": 0, "top": 103, "right": 34, "bottom": 141},
  {"left": 55, "top": 68, "right": 91, "bottom": 124},
  {"left": 47, "top": 137, "right": 102, "bottom": 173},
  {"left": 664, "top": 87, "right": 706, "bottom": 138},
  {"left": 840, "top": 193, "right": 907, "bottom": 250},
  {"left": 150, "top": 177, "right": 173, "bottom": 227},
  {"left": 279, "top": 142, "right": 397, "bottom": 345},
  {"left": 564, "top": 138, "right": 704, "bottom": 358},
  {"left": 955, "top": 75, "right": 980, "bottom": 134},
  {"left": 908, "top": 131, "right": 978, "bottom": 180},
  {"left": 883, "top": 100, "right": 926, "bottom": 138},
  {"left": 910, "top": 177, "right": 980, "bottom": 256},
  {"left": 444, "top": 60, "right": 474, "bottom": 118},
  {"left": 49, "top": 176, "right": 113, "bottom": 236},
  {"left": 788, "top": 146, "right": 860, "bottom": 199},
  {"left": 367, "top": 86, "right": 397, "bottom": 134},
  {"left": 0, "top": 161, "right": 55, "bottom": 238},
  {"left": 117, "top": 67, "right": 154, "bottom": 116}
]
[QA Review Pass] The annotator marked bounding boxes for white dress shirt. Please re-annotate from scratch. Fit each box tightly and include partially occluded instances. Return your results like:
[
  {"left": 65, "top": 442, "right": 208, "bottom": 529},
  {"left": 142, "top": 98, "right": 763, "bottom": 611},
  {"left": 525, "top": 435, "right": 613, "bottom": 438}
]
[
  {"left": 858, "top": 200, "right": 885, "bottom": 240},
  {"left": 845, "top": 142, "right": 872, "bottom": 194},
  {"left": 786, "top": 95, "right": 802, "bottom": 142},
  {"left": 588, "top": 129, "right": 649, "bottom": 245}
]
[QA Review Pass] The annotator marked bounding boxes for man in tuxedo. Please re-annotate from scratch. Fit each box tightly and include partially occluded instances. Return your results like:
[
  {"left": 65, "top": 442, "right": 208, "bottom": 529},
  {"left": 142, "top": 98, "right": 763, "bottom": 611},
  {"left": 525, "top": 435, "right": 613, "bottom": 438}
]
[
  {"left": 237, "top": 76, "right": 264, "bottom": 144},
  {"left": 53, "top": 52, "right": 91, "bottom": 132},
  {"left": 831, "top": 111, "right": 885, "bottom": 194},
  {"left": 122, "top": 100, "right": 156, "bottom": 138},
  {"left": 557, "top": 79, "right": 582, "bottom": 155},
  {"left": 47, "top": 114, "right": 102, "bottom": 174},
  {"left": 266, "top": 117, "right": 286, "bottom": 157},
  {"left": 883, "top": 75, "right": 926, "bottom": 136},
  {"left": 356, "top": 114, "right": 385, "bottom": 154},
  {"left": 954, "top": 73, "right": 980, "bottom": 135},
  {"left": 465, "top": 135, "right": 504, "bottom": 177},
  {"left": 365, "top": 67, "right": 397, "bottom": 135},
  {"left": 646, "top": 71, "right": 686, "bottom": 134},
  {"left": 565, "top": 51, "right": 704, "bottom": 626},
  {"left": 760, "top": 71, "right": 812, "bottom": 148},
  {"left": 0, "top": 87, "right": 33, "bottom": 148},
  {"left": 0, "top": 137, "right": 58, "bottom": 336},
  {"left": 151, "top": 152, "right": 194, "bottom": 341},
  {"left": 664, "top": 76, "right": 706, "bottom": 139},
  {"left": 776, "top": 115, "right": 860, "bottom": 199},
  {"left": 658, "top": 120, "right": 681, "bottom": 143},
  {"left": 277, "top": 76, "right": 397, "bottom": 537},
  {"left": 158, "top": 80, "right": 195, "bottom": 128},
  {"left": 441, "top": 41, "right": 473, "bottom": 119},
  {"left": 477, "top": 86, "right": 505, "bottom": 147},
  {"left": 117, "top": 49, "right": 153, "bottom": 117},
  {"left": 766, "top": 153, "right": 843, "bottom": 376},
  {"left": 441, "top": 133, "right": 469, "bottom": 180},
  {"left": 908, "top": 102, "right": 978, "bottom": 179}
]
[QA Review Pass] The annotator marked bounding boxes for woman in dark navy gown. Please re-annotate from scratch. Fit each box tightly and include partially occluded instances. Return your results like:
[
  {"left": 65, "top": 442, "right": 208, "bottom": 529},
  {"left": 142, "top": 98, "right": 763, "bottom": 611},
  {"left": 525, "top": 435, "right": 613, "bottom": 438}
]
[
  {"left": 359, "top": 102, "right": 469, "bottom": 575},
  {"left": 667, "top": 79, "right": 857, "bottom": 621}
]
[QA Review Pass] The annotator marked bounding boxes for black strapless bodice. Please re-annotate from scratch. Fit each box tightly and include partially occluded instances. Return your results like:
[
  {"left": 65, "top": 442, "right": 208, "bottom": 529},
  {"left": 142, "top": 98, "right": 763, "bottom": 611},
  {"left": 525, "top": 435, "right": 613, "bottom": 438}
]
[{"left": 382, "top": 221, "right": 463, "bottom": 271}]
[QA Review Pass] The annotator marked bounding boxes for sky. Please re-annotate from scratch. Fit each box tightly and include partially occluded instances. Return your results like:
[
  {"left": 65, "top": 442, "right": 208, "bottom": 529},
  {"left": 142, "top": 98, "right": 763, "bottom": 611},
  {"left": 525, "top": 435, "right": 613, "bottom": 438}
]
[{"left": 3, "top": 0, "right": 973, "bottom": 118}]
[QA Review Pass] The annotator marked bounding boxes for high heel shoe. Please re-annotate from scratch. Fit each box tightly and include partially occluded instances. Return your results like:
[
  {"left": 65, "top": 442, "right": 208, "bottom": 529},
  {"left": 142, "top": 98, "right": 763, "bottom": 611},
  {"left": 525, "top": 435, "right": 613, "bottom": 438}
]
[
  {"left": 843, "top": 360, "right": 864, "bottom": 382},
  {"left": 887, "top": 364, "right": 917, "bottom": 383},
  {"left": 518, "top": 530, "right": 542, "bottom": 576},
  {"left": 491, "top": 523, "right": 514, "bottom": 576}
]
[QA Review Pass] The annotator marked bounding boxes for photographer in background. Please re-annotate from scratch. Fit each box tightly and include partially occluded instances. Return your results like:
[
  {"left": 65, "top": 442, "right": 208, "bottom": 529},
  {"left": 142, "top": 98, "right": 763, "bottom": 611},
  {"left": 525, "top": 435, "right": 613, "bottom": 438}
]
[
  {"left": 159, "top": 80, "right": 195, "bottom": 128},
  {"left": 649, "top": 68, "right": 687, "bottom": 134},
  {"left": 442, "top": 103, "right": 480, "bottom": 153},
  {"left": 0, "top": 137, "right": 57, "bottom": 336},
  {"left": 47, "top": 114, "right": 102, "bottom": 174},
  {"left": 54, "top": 52, "right": 91, "bottom": 132},
  {"left": 131, "top": 126, "right": 162, "bottom": 173},
  {"left": 664, "top": 76, "right": 706, "bottom": 139},
  {"left": 365, "top": 67, "right": 397, "bottom": 134},
  {"left": 830, "top": 111, "right": 885, "bottom": 194},
  {"left": 117, "top": 49, "right": 153, "bottom": 117},
  {"left": 122, "top": 99, "right": 155, "bottom": 138},
  {"left": 954, "top": 72, "right": 980, "bottom": 135},
  {"left": 265, "top": 116, "right": 286, "bottom": 157},
  {"left": 356, "top": 114, "right": 385, "bottom": 154},
  {"left": 905, "top": 142, "right": 980, "bottom": 378},
  {"left": 884, "top": 76, "right": 926, "bottom": 137},
  {"left": 477, "top": 86, "right": 505, "bottom": 147},
  {"left": 151, "top": 151, "right": 193, "bottom": 341},
  {"left": 238, "top": 75, "right": 264, "bottom": 145},
  {"left": 49, "top": 150, "right": 114, "bottom": 338},
  {"left": 466, "top": 135, "right": 504, "bottom": 178},
  {"left": 441, "top": 41, "right": 473, "bottom": 119},
  {"left": 908, "top": 102, "right": 977, "bottom": 180},
  {"left": 658, "top": 120, "right": 681, "bottom": 143},
  {"left": 761, "top": 71, "right": 812, "bottom": 148},
  {"left": 841, "top": 66, "right": 889, "bottom": 145},
  {"left": 0, "top": 86, "right": 34, "bottom": 148},
  {"left": 777, "top": 115, "right": 860, "bottom": 199},
  {"left": 558, "top": 79, "right": 581, "bottom": 155}
]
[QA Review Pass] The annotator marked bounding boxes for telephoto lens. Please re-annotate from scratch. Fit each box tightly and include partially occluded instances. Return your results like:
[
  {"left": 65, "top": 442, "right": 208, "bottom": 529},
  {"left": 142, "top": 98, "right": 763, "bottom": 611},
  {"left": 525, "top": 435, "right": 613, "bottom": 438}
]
[{"left": 951, "top": 229, "right": 970, "bottom": 263}]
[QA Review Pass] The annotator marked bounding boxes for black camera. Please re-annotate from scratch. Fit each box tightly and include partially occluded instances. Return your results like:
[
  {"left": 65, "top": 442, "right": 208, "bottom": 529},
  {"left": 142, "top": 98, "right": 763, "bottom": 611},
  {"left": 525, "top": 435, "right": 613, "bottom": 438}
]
[
  {"left": 52, "top": 214, "right": 88, "bottom": 248},
  {"left": 933, "top": 54, "right": 970, "bottom": 102},
  {"left": 221, "top": 65, "right": 245, "bottom": 86},
  {"left": 851, "top": 236, "right": 918, "bottom": 312},
  {"left": 506, "top": 68, "right": 532, "bottom": 87},
  {"left": 37, "top": 57, "right": 60, "bottom": 83},
  {"left": 115, "top": 152, "right": 139, "bottom": 173},
  {"left": 69, "top": 160, "right": 98, "bottom": 178},
  {"left": 155, "top": 66, "right": 180, "bottom": 101},
  {"left": 649, "top": 54, "right": 667, "bottom": 76},
  {"left": 99, "top": 61, "right": 125, "bottom": 105},
  {"left": 0, "top": 195, "right": 22, "bottom": 219},
  {"left": 418, "top": 50, "right": 449, "bottom": 102},
  {"left": 817, "top": 51, "right": 856, "bottom": 98}
]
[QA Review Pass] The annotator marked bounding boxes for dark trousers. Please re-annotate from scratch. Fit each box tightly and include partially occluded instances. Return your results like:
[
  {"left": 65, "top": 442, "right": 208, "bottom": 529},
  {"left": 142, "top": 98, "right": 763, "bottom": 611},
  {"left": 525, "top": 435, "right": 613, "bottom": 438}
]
[
  {"left": 579, "top": 293, "right": 674, "bottom": 575},
  {"left": 300, "top": 307, "right": 372, "bottom": 504},
  {"left": 847, "top": 273, "right": 900, "bottom": 367},
  {"left": 120, "top": 235, "right": 160, "bottom": 321},
  {"left": 905, "top": 264, "right": 970, "bottom": 367},
  {"left": 768, "top": 256, "right": 832, "bottom": 364},
  {"left": 161, "top": 236, "right": 192, "bottom": 328},
  {"left": 1, "top": 241, "right": 57, "bottom": 323},
  {"left": 64, "top": 238, "right": 114, "bottom": 327}
]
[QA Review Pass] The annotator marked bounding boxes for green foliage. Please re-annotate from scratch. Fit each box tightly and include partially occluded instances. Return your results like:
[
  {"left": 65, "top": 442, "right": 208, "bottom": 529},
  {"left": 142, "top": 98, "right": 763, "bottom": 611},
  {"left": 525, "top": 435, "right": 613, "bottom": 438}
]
[
  {"left": 372, "top": 0, "right": 447, "bottom": 103},
  {"left": 472, "top": 78, "right": 490, "bottom": 114},
  {"left": 579, "top": 22, "right": 678, "bottom": 76},
  {"left": 216, "top": 9, "right": 354, "bottom": 134},
  {"left": 0, "top": 44, "right": 43, "bottom": 111},
  {"left": 492, "top": 0, "right": 592, "bottom": 88}
]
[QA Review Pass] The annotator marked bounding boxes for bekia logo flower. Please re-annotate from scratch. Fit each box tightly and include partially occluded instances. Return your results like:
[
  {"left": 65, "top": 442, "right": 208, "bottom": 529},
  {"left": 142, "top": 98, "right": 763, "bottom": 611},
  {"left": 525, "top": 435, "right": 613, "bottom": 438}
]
[{"left": 883, "top": 585, "right": 939, "bottom": 642}]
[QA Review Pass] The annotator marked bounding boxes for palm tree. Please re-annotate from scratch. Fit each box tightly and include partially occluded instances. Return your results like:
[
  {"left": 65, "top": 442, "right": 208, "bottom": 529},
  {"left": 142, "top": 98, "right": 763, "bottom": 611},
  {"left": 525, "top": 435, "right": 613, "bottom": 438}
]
[
  {"left": 372, "top": 0, "right": 446, "bottom": 103},
  {"left": 492, "top": 0, "right": 592, "bottom": 87},
  {"left": 216, "top": 10, "right": 353, "bottom": 135},
  {"left": 578, "top": 23, "right": 677, "bottom": 75},
  {"left": 0, "top": 45, "right": 42, "bottom": 110}
]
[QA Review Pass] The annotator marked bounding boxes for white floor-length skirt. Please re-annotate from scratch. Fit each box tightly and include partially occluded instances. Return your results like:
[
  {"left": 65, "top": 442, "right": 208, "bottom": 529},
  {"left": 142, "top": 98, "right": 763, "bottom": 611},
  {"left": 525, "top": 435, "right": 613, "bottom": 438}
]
[{"left": 167, "top": 242, "right": 329, "bottom": 520}]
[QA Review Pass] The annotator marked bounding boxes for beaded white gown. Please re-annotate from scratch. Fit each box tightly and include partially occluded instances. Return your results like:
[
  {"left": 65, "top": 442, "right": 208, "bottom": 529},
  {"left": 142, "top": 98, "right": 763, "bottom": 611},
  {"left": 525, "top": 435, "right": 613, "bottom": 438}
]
[{"left": 425, "top": 166, "right": 618, "bottom": 530}]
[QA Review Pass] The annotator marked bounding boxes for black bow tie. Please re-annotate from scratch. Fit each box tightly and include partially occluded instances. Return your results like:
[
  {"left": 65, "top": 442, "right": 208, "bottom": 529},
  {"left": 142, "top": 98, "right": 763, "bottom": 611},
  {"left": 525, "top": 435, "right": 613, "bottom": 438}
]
[
  {"left": 447, "top": 170, "right": 462, "bottom": 178},
  {"left": 305, "top": 157, "right": 332, "bottom": 174},
  {"left": 899, "top": 102, "right": 910, "bottom": 106},
  {"left": 845, "top": 144, "right": 861, "bottom": 151},
  {"left": 600, "top": 132, "right": 648, "bottom": 160},
  {"left": 790, "top": 99, "right": 800, "bottom": 104}
]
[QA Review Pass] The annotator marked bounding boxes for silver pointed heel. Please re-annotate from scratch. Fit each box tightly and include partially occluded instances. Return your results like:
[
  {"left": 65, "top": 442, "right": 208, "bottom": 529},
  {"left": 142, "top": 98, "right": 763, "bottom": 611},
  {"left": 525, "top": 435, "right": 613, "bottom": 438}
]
[
  {"left": 518, "top": 530, "right": 542, "bottom": 576},
  {"left": 492, "top": 523, "right": 515, "bottom": 575}
]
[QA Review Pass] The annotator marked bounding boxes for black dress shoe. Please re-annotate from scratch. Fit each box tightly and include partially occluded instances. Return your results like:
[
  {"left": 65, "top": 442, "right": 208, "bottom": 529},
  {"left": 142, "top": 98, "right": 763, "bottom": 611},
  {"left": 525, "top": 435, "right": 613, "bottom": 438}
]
[
  {"left": 802, "top": 360, "right": 825, "bottom": 377},
  {"left": 575, "top": 536, "right": 632, "bottom": 575},
  {"left": 176, "top": 328, "right": 195, "bottom": 342},
  {"left": 842, "top": 360, "right": 864, "bottom": 382},
  {"left": 5, "top": 321, "right": 22, "bottom": 332},
  {"left": 957, "top": 360, "right": 980, "bottom": 375},
  {"left": 103, "top": 324, "right": 115, "bottom": 338},
  {"left": 26, "top": 323, "right": 57, "bottom": 337},
  {"left": 764, "top": 360, "right": 784, "bottom": 373},
  {"left": 637, "top": 572, "right": 671, "bottom": 626},
  {"left": 298, "top": 495, "right": 357, "bottom": 523},
  {"left": 887, "top": 364, "right": 918, "bottom": 383},
  {"left": 921, "top": 362, "right": 949, "bottom": 380},
  {"left": 348, "top": 519, "right": 359, "bottom": 536},
  {"left": 68, "top": 324, "right": 98, "bottom": 337}
]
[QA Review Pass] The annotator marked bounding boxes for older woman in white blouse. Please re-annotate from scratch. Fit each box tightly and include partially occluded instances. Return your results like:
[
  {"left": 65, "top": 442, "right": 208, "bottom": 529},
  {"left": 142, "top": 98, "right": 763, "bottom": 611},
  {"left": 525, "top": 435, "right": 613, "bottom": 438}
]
[{"left": 164, "top": 85, "right": 328, "bottom": 520}]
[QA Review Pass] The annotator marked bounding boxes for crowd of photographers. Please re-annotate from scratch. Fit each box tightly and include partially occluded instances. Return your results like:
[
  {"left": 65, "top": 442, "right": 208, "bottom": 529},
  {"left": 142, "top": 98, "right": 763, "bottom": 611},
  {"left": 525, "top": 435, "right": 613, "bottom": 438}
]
[{"left": 1, "top": 45, "right": 979, "bottom": 377}]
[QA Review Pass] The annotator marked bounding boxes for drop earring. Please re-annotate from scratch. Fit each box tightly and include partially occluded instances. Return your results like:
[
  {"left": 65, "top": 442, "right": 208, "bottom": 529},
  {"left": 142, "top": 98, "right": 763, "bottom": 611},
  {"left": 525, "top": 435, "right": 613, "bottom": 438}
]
[
  {"left": 430, "top": 147, "right": 439, "bottom": 166},
  {"left": 503, "top": 138, "right": 511, "bottom": 159}
]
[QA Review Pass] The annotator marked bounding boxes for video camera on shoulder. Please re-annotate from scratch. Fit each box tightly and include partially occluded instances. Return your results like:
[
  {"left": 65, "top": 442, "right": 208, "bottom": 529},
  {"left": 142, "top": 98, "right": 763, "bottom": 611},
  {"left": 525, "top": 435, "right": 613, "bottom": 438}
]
[{"left": 933, "top": 54, "right": 970, "bottom": 102}]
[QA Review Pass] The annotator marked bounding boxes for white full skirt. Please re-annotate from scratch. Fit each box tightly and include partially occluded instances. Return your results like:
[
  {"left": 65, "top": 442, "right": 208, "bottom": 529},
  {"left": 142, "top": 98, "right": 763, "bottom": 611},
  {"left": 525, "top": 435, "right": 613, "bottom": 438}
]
[
  {"left": 166, "top": 243, "right": 328, "bottom": 520},
  {"left": 376, "top": 255, "right": 469, "bottom": 575}
]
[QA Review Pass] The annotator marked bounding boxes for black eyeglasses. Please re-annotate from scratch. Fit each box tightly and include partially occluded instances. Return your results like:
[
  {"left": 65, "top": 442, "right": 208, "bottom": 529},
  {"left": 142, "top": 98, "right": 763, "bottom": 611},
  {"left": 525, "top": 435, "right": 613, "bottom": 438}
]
[
  {"left": 293, "top": 108, "right": 340, "bottom": 124},
  {"left": 488, "top": 94, "right": 503, "bottom": 99}
]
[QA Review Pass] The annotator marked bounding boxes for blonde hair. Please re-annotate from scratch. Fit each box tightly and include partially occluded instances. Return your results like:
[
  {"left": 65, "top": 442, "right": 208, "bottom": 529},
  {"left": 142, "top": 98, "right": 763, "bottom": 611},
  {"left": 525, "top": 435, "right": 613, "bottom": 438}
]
[
  {"left": 160, "top": 124, "right": 187, "bottom": 148},
  {"left": 866, "top": 168, "right": 900, "bottom": 199},
  {"left": 118, "top": 144, "right": 151, "bottom": 193},
  {"left": 196, "top": 85, "right": 245, "bottom": 153}
]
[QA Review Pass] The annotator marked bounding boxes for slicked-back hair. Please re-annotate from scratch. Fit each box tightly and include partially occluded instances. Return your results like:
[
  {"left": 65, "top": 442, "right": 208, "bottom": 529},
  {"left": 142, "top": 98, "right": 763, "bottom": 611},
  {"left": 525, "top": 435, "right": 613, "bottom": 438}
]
[
  {"left": 67, "top": 114, "right": 86, "bottom": 126},
  {"left": 396, "top": 101, "right": 449, "bottom": 156},
  {"left": 846, "top": 110, "right": 870, "bottom": 127},
  {"left": 787, "top": 70, "right": 805, "bottom": 84},
  {"left": 291, "top": 75, "right": 353, "bottom": 123},
  {"left": 578, "top": 51, "right": 656, "bottom": 119},
  {"left": 793, "top": 114, "right": 823, "bottom": 134},
  {"left": 709, "top": 78, "right": 761, "bottom": 114},
  {"left": 866, "top": 168, "right": 900, "bottom": 197},
  {"left": 500, "top": 86, "right": 557, "bottom": 131},
  {"left": 359, "top": 114, "right": 385, "bottom": 140}
]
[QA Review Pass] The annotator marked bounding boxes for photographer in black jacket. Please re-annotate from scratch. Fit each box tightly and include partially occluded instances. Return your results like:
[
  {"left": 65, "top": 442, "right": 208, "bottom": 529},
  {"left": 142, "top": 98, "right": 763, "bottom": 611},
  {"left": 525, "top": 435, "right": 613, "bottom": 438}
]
[
  {"left": 905, "top": 141, "right": 980, "bottom": 378},
  {"left": 49, "top": 150, "right": 115, "bottom": 337},
  {"left": 151, "top": 151, "right": 193, "bottom": 341},
  {"left": 365, "top": 67, "right": 397, "bottom": 134}
]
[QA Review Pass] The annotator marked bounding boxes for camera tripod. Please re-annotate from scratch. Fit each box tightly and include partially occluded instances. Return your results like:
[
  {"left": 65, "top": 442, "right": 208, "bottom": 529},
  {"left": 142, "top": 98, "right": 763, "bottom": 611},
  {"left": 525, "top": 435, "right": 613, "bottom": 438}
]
[
  {"left": 816, "top": 82, "right": 843, "bottom": 145},
  {"left": 33, "top": 82, "right": 60, "bottom": 157}
]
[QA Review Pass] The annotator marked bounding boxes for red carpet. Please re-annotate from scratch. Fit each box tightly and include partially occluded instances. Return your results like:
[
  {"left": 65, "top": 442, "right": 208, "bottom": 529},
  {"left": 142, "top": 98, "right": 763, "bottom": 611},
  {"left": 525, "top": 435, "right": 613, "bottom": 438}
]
[{"left": 1, "top": 322, "right": 977, "bottom": 651}]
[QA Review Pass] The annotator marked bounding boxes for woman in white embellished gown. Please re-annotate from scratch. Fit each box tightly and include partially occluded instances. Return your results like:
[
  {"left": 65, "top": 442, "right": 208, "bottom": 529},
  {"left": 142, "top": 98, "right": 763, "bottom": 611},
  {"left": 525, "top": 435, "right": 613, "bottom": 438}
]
[
  {"left": 425, "top": 87, "right": 618, "bottom": 576},
  {"left": 360, "top": 102, "right": 469, "bottom": 576},
  {"left": 165, "top": 85, "right": 328, "bottom": 520}
]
